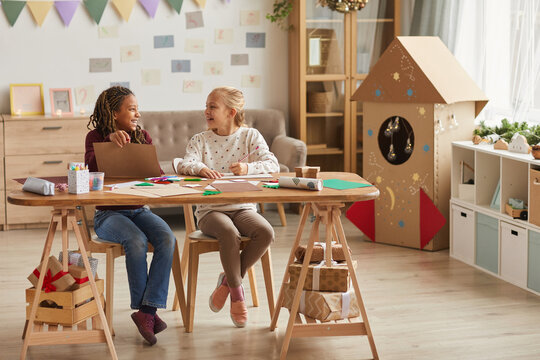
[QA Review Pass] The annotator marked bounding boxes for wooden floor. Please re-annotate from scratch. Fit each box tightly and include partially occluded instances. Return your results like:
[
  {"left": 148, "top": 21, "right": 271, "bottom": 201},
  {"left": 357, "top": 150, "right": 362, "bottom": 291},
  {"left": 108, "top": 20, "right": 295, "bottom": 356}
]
[{"left": 2, "top": 208, "right": 540, "bottom": 360}]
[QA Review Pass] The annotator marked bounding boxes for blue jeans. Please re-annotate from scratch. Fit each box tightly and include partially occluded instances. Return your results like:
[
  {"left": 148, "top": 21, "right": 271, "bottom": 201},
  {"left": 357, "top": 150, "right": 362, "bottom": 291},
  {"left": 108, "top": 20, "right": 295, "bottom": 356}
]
[{"left": 93, "top": 207, "right": 176, "bottom": 309}]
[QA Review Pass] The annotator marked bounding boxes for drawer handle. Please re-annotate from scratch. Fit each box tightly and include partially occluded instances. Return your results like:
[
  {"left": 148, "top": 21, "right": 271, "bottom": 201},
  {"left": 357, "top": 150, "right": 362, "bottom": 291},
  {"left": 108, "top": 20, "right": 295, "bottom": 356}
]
[
  {"left": 43, "top": 160, "right": 62, "bottom": 165},
  {"left": 460, "top": 212, "right": 467, "bottom": 218},
  {"left": 42, "top": 126, "right": 62, "bottom": 130},
  {"left": 511, "top": 230, "right": 518, "bottom": 236}
]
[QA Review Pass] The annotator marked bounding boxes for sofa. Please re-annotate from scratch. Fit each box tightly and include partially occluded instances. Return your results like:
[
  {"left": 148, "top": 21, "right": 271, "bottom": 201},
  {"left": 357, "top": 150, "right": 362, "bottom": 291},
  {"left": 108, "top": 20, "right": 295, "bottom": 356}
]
[{"left": 140, "top": 109, "right": 307, "bottom": 175}]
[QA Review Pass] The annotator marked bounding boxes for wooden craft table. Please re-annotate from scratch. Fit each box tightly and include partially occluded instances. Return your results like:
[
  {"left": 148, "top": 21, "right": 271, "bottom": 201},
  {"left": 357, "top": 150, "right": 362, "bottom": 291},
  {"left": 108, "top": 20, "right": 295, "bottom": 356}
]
[{"left": 8, "top": 172, "right": 379, "bottom": 359}]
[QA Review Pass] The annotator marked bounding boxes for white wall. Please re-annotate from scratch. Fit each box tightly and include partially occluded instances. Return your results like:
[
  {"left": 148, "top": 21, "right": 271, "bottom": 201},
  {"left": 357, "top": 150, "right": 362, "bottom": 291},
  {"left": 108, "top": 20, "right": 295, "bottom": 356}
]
[{"left": 0, "top": 0, "right": 288, "bottom": 116}]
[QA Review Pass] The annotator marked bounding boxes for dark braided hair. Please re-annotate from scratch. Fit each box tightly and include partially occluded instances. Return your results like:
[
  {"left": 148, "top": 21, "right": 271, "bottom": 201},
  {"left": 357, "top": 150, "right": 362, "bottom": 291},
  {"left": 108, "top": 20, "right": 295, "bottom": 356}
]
[{"left": 87, "top": 86, "right": 146, "bottom": 144}]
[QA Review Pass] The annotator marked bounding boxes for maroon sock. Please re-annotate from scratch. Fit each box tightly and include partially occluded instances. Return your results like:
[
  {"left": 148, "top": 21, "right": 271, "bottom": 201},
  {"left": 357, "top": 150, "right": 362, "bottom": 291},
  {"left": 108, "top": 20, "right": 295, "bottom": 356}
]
[{"left": 229, "top": 285, "right": 244, "bottom": 302}]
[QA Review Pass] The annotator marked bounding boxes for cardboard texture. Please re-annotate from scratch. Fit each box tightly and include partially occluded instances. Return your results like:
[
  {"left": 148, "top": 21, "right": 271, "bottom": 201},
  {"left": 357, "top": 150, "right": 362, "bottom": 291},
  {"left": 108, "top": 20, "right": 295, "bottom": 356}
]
[
  {"left": 350, "top": 36, "right": 488, "bottom": 250},
  {"left": 28, "top": 256, "right": 75, "bottom": 292},
  {"left": 295, "top": 243, "right": 350, "bottom": 263},
  {"left": 283, "top": 285, "right": 360, "bottom": 322},
  {"left": 529, "top": 169, "right": 540, "bottom": 227},
  {"left": 94, "top": 142, "right": 161, "bottom": 178},
  {"left": 288, "top": 261, "right": 357, "bottom": 292},
  {"left": 68, "top": 265, "right": 89, "bottom": 289}
]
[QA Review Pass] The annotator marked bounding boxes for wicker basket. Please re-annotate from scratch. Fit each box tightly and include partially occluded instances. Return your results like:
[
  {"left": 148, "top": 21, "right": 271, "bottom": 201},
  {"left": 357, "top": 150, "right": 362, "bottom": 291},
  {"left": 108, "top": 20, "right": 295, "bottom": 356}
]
[{"left": 308, "top": 91, "right": 332, "bottom": 113}]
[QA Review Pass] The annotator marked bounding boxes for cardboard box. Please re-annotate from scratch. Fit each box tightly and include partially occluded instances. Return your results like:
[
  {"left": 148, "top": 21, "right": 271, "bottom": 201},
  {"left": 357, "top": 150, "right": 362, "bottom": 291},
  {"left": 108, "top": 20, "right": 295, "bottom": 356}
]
[
  {"left": 288, "top": 261, "right": 356, "bottom": 292},
  {"left": 68, "top": 265, "right": 89, "bottom": 290},
  {"left": 283, "top": 285, "right": 359, "bottom": 322},
  {"left": 295, "top": 243, "right": 350, "bottom": 263},
  {"left": 27, "top": 256, "right": 75, "bottom": 293}
]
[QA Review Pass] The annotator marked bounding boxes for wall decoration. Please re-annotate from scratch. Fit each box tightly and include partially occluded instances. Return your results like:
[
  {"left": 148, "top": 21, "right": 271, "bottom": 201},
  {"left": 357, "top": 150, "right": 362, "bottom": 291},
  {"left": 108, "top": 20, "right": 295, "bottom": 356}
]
[
  {"left": 246, "top": 32, "right": 265, "bottom": 48},
  {"left": 139, "top": 0, "right": 159, "bottom": 18},
  {"left": 49, "top": 88, "right": 74, "bottom": 116},
  {"left": 110, "top": 81, "right": 130, "bottom": 88},
  {"left": 241, "top": 75, "right": 261, "bottom": 88},
  {"left": 120, "top": 45, "right": 141, "bottom": 62},
  {"left": 2, "top": 0, "right": 26, "bottom": 26},
  {"left": 171, "top": 59, "right": 191, "bottom": 72},
  {"left": 27, "top": 1, "right": 53, "bottom": 27},
  {"left": 185, "top": 38, "right": 204, "bottom": 53},
  {"left": 154, "top": 34, "right": 174, "bottom": 48},
  {"left": 193, "top": 0, "right": 205, "bottom": 8},
  {"left": 83, "top": 0, "right": 107, "bottom": 24},
  {"left": 166, "top": 0, "right": 182, "bottom": 13},
  {"left": 215, "top": 28, "right": 233, "bottom": 44},
  {"left": 141, "top": 69, "right": 161, "bottom": 85},
  {"left": 75, "top": 85, "right": 95, "bottom": 106},
  {"left": 9, "top": 83, "right": 44, "bottom": 116},
  {"left": 183, "top": 80, "right": 202, "bottom": 93},
  {"left": 231, "top": 54, "right": 248, "bottom": 66},
  {"left": 54, "top": 1, "right": 79, "bottom": 27},
  {"left": 185, "top": 10, "right": 203, "bottom": 29},
  {"left": 203, "top": 61, "right": 223, "bottom": 75},
  {"left": 89, "top": 58, "right": 112, "bottom": 72},
  {"left": 98, "top": 25, "right": 119, "bottom": 38},
  {"left": 111, "top": 0, "right": 136, "bottom": 21},
  {"left": 240, "top": 10, "right": 259, "bottom": 26}
]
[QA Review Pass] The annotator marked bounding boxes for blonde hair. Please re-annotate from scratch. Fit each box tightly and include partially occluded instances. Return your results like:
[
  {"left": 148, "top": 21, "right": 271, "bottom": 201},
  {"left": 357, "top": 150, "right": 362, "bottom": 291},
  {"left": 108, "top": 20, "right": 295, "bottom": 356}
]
[{"left": 210, "top": 86, "right": 246, "bottom": 127}]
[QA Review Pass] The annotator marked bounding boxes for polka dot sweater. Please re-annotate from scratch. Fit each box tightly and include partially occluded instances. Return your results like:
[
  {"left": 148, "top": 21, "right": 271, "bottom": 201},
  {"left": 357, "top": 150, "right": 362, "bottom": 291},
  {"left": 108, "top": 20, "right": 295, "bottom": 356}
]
[{"left": 179, "top": 127, "right": 279, "bottom": 221}]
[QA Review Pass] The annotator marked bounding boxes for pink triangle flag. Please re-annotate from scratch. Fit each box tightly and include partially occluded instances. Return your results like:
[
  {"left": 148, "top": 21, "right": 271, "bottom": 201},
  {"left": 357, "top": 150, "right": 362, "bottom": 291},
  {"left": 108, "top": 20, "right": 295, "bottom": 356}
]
[
  {"left": 54, "top": 0, "right": 79, "bottom": 26},
  {"left": 139, "top": 0, "right": 158, "bottom": 18}
]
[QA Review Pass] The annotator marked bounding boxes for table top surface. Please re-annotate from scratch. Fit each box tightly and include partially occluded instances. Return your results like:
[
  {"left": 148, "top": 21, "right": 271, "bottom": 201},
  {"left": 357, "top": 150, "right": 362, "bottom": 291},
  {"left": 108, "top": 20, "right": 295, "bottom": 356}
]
[{"left": 7, "top": 172, "right": 379, "bottom": 207}]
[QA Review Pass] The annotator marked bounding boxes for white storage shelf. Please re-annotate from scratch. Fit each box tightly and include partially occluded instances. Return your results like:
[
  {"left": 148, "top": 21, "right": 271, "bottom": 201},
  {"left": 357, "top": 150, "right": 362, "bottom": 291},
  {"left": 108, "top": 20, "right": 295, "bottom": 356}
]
[{"left": 450, "top": 141, "right": 540, "bottom": 296}]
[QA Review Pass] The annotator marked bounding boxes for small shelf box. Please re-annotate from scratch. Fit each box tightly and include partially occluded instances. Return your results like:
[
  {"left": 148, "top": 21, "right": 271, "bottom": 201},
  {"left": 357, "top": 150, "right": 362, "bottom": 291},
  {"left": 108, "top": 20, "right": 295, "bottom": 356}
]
[{"left": 25, "top": 279, "right": 104, "bottom": 326}]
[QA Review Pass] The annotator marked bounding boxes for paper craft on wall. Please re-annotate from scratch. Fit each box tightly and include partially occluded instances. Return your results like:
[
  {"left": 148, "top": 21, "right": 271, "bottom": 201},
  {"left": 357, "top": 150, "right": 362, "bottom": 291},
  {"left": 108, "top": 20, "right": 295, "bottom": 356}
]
[
  {"left": 183, "top": 80, "right": 202, "bottom": 93},
  {"left": 241, "top": 75, "right": 261, "bottom": 88},
  {"left": 49, "top": 88, "right": 74, "bottom": 116},
  {"left": 204, "top": 61, "right": 223, "bottom": 75},
  {"left": 231, "top": 54, "right": 248, "bottom": 66},
  {"left": 83, "top": 0, "right": 107, "bottom": 24},
  {"left": 112, "top": 0, "right": 136, "bottom": 21},
  {"left": 141, "top": 69, "right": 161, "bottom": 85},
  {"left": 55, "top": 1, "right": 79, "bottom": 27},
  {"left": 154, "top": 35, "right": 174, "bottom": 48},
  {"left": 193, "top": 0, "right": 205, "bottom": 8},
  {"left": 185, "top": 38, "right": 204, "bottom": 53},
  {"left": 75, "top": 85, "right": 95, "bottom": 106},
  {"left": 246, "top": 32, "right": 265, "bottom": 48},
  {"left": 166, "top": 0, "right": 182, "bottom": 13},
  {"left": 171, "top": 60, "right": 191, "bottom": 72},
  {"left": 27, "top": 1, "right": 53, "bottom": 27},
  {"left": 240, "top": 10, "right": 259, "bottom": 26},
  {"left": 89, "top": 58, "right": 112, "bottom": 72},
  {"left": 98, "top": 25, "right": 119, "bottom": 38},
  {"left": 139, "top": 0, "right": 159, "bottom": 18},
  {"left": 120, "top": 45, "right": 141, "bottom": 62},
  {"left": 110, "top": 81, "right": 130, "bottom": 88},
  {"left": 215, "top": 29, "right": 233, "bottom": 44},
  {"left": 185, "top": 10, "right": 203, "bottom": 29},
  {"left": 2, "top": 0, "right": 26, "bottom": 26}
]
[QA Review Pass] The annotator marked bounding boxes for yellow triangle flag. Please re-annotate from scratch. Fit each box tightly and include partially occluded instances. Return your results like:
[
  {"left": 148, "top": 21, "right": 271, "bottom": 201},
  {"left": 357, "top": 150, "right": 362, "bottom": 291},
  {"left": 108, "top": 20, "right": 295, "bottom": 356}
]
[
  {"left": 27, "top": 1, "right": 54, "bottom": 27},
  {"left": 194, "top": 0, "right": 206, "bottom": 8},
  {"left": 112, "top": 0, "right": 137, "bottom": 21}
]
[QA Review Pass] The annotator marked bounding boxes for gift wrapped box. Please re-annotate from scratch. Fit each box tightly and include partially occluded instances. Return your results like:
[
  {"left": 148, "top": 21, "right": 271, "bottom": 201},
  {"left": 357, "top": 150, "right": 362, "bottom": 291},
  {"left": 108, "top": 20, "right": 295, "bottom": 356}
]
[
  {"left": 27, "top": 256, "right": 75, "bottom": 293},
  {"left": 59, "top": 250, "right": 98, "bottom": 278},
  {"left": 288, "top": 261, "right": 356, "bottom": 292},
  {"left": 295, "top": 242, "right": 351, "bottom": 263},
  {"left": 283, "top": 285, "right": 360, "bottom": 322},
  {"left": 68, "top": 265, "right": 90, "bottom": 290}
]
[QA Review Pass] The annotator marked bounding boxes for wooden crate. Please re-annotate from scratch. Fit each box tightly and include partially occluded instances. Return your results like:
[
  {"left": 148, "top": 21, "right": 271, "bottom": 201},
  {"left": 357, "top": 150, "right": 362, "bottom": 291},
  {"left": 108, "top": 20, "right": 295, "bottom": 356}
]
[{"left": 26, "top": 279, "right": 104, "bottom": 326}]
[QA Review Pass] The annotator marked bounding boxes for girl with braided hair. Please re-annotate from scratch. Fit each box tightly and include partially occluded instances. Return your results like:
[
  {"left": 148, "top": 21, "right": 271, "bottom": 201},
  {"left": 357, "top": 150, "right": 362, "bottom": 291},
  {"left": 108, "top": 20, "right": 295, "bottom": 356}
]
[{"left": 85, "top": 86, "right": 176, "bottom": 346}]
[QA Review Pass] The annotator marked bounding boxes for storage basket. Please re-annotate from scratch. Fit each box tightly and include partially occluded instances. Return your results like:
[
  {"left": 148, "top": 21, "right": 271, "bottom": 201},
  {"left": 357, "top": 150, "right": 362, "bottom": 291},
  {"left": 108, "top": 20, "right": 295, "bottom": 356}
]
[{"left": 307, "top": 91, "right": 332, "bottom": 113}]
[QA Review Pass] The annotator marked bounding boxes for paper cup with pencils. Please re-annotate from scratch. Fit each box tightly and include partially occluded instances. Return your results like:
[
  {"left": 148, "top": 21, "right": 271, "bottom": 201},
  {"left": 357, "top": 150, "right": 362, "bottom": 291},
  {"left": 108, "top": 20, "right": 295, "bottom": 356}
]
[
  {"left": 68, "top": 165, "right": 89, "bottom": 194},
  {"left": 89, "top": 172, "right": 104, "bottom": 191}
]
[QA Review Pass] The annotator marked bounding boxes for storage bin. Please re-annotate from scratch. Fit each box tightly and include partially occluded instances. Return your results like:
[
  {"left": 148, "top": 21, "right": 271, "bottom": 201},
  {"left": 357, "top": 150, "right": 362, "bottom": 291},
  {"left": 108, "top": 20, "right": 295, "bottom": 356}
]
[
  {"left": 451, "top": 204, "right": 475, "bottom": 264},
  {"left": 476, "top": 213, "right": 499, "bottom": 274},
  {"left": 500, "top": 222, "right": 527, "bottom": 287},
  {"left": 528, "top": 230, "right": 540, "bottom": 293},
  {"left": 529, "top": 168, "right": 540, "bottom": 227}
]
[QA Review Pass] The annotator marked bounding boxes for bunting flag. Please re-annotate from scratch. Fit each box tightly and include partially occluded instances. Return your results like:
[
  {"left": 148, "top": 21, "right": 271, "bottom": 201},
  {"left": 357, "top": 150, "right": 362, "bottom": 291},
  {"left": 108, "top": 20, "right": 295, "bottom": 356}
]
[
  {"left": 2, "top": 0, "right": 26, "bottom": 26},
  {"left": 111, "top": 0, "right": 136, "bottom": 21},
  {"left": 27, "top": 1, "right": 54, "bottom": 26},
  {"left": 139, "top": 0, "right": 158, "bottom": 18},
  {"left": 194, "top": 0, "right": 205, "bottom": 8},
  {"left": 54, "top": 0, "right": 79, "bottom": 26},
  {"left": 166, "top": 0, "right": 182, "bottom": 14},
  {"left": 83, "top": 0, "right": 107, "bottom": 24}
]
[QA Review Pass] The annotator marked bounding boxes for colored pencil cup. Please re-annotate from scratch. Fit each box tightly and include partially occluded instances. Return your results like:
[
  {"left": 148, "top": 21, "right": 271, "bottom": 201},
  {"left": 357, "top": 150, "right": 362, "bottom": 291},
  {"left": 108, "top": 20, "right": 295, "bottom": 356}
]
[{"left": 89, "top": 172, "right": 104, "bottom": 191}]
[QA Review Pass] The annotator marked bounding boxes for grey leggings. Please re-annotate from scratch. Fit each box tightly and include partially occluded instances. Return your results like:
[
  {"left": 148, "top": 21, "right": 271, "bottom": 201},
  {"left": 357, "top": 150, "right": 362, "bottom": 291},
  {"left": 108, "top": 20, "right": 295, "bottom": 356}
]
[{"left": 198, "top": 209, "right": 274, "bottom": 287}]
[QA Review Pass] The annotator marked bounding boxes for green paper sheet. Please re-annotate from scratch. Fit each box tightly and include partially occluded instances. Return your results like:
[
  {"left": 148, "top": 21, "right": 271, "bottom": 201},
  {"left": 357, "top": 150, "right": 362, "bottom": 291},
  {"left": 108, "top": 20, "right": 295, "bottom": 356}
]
[
  {"left": 84, "top": 0, "right": 107, "bottom": 24},
  {"left": 323, "top": 179, "right": 373, "bottom": 190},
  {"left": 166, "top": 0, "right": 183, "bottom": 13},
  {"left": 2, "top": 0, "right": 26, "bottom": 26}
]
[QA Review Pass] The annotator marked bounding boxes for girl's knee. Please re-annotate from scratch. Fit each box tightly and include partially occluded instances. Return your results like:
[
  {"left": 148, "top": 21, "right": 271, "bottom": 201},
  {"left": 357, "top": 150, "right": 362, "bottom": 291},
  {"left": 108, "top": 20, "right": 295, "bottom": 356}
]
[{"left": 257, "top": 224, "right": 274, "bottom": 246}]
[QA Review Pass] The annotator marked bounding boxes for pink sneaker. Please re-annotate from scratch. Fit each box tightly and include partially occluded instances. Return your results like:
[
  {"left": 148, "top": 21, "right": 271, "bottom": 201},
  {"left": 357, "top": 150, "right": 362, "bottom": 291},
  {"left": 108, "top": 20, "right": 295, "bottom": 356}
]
[
  {"left": 209, "top": 272, "right": 229, "bottom": 313},
  {"left": 230, "top": 300, "right": 248, "bottom": 328}
]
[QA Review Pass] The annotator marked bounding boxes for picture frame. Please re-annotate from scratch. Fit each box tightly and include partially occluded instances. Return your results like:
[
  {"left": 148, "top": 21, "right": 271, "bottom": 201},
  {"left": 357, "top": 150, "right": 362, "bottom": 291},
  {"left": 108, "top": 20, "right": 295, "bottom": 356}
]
[
  {"left": 49, "top": 88, "right": 73, "bottom": 116},
  {"left": 9, "top": 83, "right": 45, "bottom": 116}
]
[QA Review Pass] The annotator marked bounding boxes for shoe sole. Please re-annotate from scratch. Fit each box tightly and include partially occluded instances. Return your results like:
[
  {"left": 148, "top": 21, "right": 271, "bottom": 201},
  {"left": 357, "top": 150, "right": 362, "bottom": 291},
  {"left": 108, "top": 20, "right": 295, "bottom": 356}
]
[
  {"left": 209, "top": 272, "right": 227, "bottom": 313},
  {"left": 231, "top": 314, "right": 247, "bottom": 328}
]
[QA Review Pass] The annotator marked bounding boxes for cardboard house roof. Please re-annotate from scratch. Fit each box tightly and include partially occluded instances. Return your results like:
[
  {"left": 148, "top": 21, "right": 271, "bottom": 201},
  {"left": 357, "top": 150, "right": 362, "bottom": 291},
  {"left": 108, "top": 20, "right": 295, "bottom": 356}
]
[{"left": 351, "top": 36, "right": 488, "bottom": 117}]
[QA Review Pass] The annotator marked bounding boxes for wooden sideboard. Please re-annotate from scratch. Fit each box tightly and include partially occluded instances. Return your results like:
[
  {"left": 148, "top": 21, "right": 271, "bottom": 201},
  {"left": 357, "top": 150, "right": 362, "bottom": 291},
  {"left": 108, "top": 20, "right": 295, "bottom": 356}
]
[{"left": 1, "top": 114, "right": 88, "bottom": 229}]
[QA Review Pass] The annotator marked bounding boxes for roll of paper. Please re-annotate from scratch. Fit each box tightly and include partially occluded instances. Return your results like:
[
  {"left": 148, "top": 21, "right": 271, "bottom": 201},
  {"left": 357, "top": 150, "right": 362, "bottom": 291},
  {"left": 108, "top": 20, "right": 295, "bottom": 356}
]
[
  {"left": 22, "top": 177, "right": 55, "bottom": 196},
  {"left": 278, "top": 176, "right": 322, "bottom": 191}
]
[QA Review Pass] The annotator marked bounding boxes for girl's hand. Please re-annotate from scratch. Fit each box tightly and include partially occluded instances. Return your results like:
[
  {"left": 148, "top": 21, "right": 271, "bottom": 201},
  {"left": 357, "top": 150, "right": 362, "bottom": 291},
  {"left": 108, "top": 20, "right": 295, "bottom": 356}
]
[
  {"left": 109, "top": 130, "right": 131, "bottom": 147},
  {"left": 199, "top": 167, "right": 223, "bottom": 179},
  {"left": 230, "top": 162, "right": 248, "bottom": 176}
]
